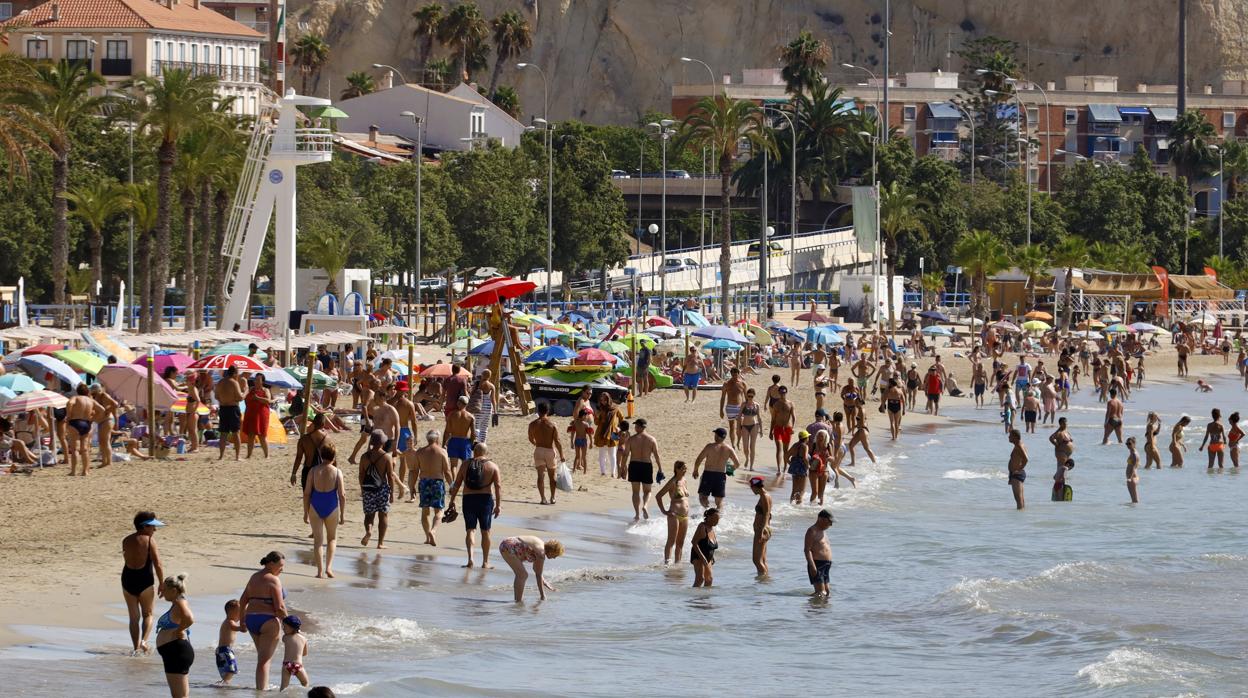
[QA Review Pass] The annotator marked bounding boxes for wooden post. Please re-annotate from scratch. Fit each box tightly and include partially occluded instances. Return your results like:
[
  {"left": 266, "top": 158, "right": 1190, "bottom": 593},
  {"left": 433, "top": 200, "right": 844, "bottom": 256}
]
[
  {"left": 146, "top": 348, "right": 156, "bottom": 457},
  {"left": 299, "top": 351, "right": 316, "bottom": 436},
  {"left": 407, "top": 344, "right": 415, "bottom": 399}
]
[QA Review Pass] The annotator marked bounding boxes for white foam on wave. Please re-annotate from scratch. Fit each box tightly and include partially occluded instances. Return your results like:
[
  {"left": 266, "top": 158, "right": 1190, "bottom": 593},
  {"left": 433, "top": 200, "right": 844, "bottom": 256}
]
[
  {"left": 948, "top": 561, "right": 1113, "bottom": 613},
  {"left": 314, "top": 613, "right": 480, "bottom": 651},
  {"left": 330, "top": 683, "right": 370, "bottom": 695},
  {"left": 943, "top": 468, "right": 1005, "bottom": 480},
  {"left": 1077, "top": 647, "right": 1205, "bottom": 689}
]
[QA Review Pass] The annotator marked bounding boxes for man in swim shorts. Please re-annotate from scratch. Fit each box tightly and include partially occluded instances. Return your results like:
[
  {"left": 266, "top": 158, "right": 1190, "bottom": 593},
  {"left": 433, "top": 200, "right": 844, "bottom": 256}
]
[
  {"left": 447, "top": 442, "right": 502, "bottom": 567},
  {"left": 1008, "top": 428, "right": 1028, "bottom": 510},
  {"left": 721, "top": 367, "right": 747, "bottom": 446},
  {"left": 1101, "top": 388, "right": 1124, "bottom": 445},
  {"left": 682, "top": 350, "right": 702, "bottom": 402},
  {"left": 527, "top": 402, "right": 564, "bottom": 505},
  {"left": 443, "top": 395, "right": 476, "bottom": 470},
  {"left": 693, "top": 427, "right": 741, "bottom": 510},
  {"left": 621, "top": 418, "right": 662, "bottom": 521},
  {"left": 65, "top": 383, "right": 100, "bottom": 476},
  {"left": 215, "top": 366, "right": 245, "bottom": 461},
  {"left": 769, "top": 386, "right": 795, "bottom": 475},
  {"left": 804, "top": 509, "right": 834, "bottom": 598},
  {"left": 413, "top": 430, "right": 452, "bottom": 545}
]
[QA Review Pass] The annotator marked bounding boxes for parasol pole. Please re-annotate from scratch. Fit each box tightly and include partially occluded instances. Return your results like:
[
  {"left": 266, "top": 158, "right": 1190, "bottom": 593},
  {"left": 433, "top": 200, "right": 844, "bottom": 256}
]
[
  {"left": 146, "top": 347, "right": 156, "bottom": 457},
  {"left": 407, "top": 344, "right": 415, "bottom": 400},
  {"left": 299, "top": 350, "right": 316, "bottom": 436}
]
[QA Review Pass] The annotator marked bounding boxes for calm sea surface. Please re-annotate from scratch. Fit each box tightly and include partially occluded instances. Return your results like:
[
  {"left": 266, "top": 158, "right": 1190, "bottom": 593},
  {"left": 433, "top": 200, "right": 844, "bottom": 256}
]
[{"left": 2, "top": 377, "right": 1246, "bottom": 696}]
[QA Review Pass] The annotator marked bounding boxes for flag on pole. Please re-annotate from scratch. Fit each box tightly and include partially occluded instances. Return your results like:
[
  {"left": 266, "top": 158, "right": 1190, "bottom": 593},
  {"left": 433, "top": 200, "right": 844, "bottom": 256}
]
[
  {"left": 114, "top": 280, "right": 126, "bottom": 332},
  {"left": 16, "top": 276, "right": 27, "bottom": 327},
  {"left": 852, "top": 186, "right": 878, "bottom": 255}
]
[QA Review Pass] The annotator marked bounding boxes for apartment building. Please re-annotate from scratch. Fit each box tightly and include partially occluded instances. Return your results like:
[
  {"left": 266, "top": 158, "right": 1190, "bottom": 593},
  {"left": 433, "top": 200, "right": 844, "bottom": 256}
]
[{"left": 4, "top": 0, "right": 265, "bottom": 115}]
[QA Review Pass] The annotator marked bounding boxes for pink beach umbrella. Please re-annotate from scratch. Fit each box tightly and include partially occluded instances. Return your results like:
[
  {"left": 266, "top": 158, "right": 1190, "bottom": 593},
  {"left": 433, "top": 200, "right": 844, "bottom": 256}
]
[
  {"left": 97, "top": 364, "right": 180, "bottom": 411},
  {"left": 133, "top": 351, "right": 196, "bottom": 376}
]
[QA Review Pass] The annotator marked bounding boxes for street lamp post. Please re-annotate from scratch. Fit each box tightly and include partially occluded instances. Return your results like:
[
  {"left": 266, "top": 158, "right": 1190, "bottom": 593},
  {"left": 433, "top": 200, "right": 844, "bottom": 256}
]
[
  {"left": 518, "top": 63, "right": 552, "bottom": 315},
  {"left": 764, "top": 105, "right": 798, "bottom": 294},
  {"left": 680, "top": 56, "right": 719, "bottom": 97},
  {"left": 1211, "top": 144, "right": 1225, "bottom": 257},
  {"left": 699, "top": 146, "right": 707, "bottom": 295},
  {"left": 949, "top": 103, "right": 976, "bottom": 187},
  {"left": 371, "top": 63, "right": 407, "bottom": 86},
  {"left": 648, "top": 120, "right": 675, "bottom": 312},
  {"left": 1004, "top": 77, "right": 1052, "bottom": 193},
  {"left": 400, "top": 111, "right": 424, "bottom": 296},
  {"left": 1017, "top": 137, "right": 1034, "bottom": 247},
  {"left": 858, "top": 129, "right": 881, "bottom": 317}
]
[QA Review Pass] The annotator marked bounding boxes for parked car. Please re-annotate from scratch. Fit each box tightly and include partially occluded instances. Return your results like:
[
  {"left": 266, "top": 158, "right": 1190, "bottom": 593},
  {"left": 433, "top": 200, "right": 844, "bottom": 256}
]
[
  {"left": 665, "top": 170, "right": 691, "bottom": 179},
  {"left": 418, "top": 277, "right": 446, "bottom": 293},
  {"left": 610, "top": 170, "right": 631, "bottom": 179},
  {"left": 662, "top": 258, "right": 699, "bottom": 273},
  {"left": 747, "top": 241, "right": 785, "bottom": 258}
]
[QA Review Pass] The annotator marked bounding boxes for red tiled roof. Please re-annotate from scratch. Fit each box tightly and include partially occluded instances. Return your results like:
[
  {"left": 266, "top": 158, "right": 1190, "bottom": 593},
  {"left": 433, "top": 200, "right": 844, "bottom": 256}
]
[{"left": 4, "top": 0, "right": 263, "bottom": 37}]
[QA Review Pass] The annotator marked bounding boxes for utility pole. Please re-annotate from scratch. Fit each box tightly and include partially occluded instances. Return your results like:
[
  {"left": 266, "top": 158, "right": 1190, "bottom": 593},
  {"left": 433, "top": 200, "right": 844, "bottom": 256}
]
[
  {"left": 1178, "top": 0, "right": 1187, "bottom": 114},
  {"left": 882, "top": 0, "right": 890, "bottom": 141}
]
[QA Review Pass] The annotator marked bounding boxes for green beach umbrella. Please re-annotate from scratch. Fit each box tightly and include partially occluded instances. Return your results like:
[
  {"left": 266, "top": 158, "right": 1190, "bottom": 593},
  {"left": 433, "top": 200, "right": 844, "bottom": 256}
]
[
  {"left": 596, "top": 340, "right": 630, "bottom": 355},
  {"left": 53, "top": 349, "right": 105, "bottom": 376},
  {"left": 284, "top": 365, "right": 338, "bottom": 389}
]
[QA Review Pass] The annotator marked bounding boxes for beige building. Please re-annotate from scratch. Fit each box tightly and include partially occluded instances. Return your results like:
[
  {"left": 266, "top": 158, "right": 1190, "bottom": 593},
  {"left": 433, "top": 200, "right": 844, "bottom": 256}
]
[{"left": 4, "top": 0, "right": 265, "bottom": 115}]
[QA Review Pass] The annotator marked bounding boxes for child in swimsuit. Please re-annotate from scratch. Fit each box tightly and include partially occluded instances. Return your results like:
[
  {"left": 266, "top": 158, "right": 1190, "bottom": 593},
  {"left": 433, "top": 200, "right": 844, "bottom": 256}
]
[
  {"left": 279, "top": 615, "right": 309, "bottom": 691},
  {"left": 569, "top": 410, "right": 592, "bottom": 475},
  {"left": 216, "top": 599, "right": 242, "bottom": 685}
]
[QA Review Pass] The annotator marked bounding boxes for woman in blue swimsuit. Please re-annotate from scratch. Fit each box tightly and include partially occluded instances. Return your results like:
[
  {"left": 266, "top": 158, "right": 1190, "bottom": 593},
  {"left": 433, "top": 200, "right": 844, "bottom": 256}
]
[
  {"left": 303, "top": 443, "right": 346, "bottom": 579},
  {"left": 237, "top": 551, "right": 287, "bottom": 690}
]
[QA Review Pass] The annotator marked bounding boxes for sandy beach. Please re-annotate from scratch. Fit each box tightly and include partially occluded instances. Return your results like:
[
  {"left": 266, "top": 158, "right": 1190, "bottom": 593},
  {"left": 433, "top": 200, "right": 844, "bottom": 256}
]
[{"left": 0, "top": 327, "right": 1235, "bottom": 650}]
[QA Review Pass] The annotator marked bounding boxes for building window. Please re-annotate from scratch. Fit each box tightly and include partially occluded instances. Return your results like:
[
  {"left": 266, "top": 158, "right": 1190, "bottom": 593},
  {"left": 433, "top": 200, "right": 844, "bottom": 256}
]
[
  {"left": 226, "top": 47, "right": 234, "bottom": 65},
  {"left": 202, "top": 44, "right": 209, "bottom": 63},
  {"left": 66, "top": 39, "right": 90, "bottom": 61},
  {"left": 902, "top": 105, "right": 916, "bottom": 122},
  {"left": 1027, "top": 107, "right": 1039, "bottom": 125},
  {"left": 25, "top": 39, "right": 48, "bottom": 59},
  {"left": 190, "top": 44, "right": 197, "bottom": 63},
  {"left": 1223, "top": 111, "right": 1236, "bottom": 129},
  {"left": 1065, "top": 108, "right": 1078, "bottom": 124},
  {"left": 0, "top": 3, "right": 13, "bottom": 20},
  {"left": 178, "top": 42, "right": 186, "bottom": 61},
  {"left": 106, "top": 40, "right": 128, "bottom": 59},
  {"left": 248, "top": 96, "right": 256, "bottom": 115},
  {"left": 470, "top": 108, "right": 486, "bottom": 137},
  {"left": 250, "top": 48, "right": 257, "bottom": 68},
  {"left": 215, "top": 46, "right": 222, "bottom": 66}
]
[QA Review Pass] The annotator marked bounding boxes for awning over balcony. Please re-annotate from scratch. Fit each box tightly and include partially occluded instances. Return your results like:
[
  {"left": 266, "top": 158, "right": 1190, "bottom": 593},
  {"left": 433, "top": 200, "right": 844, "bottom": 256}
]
[
  {"left": 927, "top": 102, "right": 962, "bottom": 119},
  {"left": 1150, "top": 107, "right": 1178, "bottom": 122},
  {"left": 1087, "top": 104, "right": 1122, "bottom": 123},
  {"left": 1118, "top": 106, "right": 1149, "bottom": 116}
]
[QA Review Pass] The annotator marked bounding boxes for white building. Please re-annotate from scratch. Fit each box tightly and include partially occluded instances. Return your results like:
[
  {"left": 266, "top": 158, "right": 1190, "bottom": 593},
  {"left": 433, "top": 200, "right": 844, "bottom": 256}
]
[{"left": 336, "top": 81, "right": 525, "bottom": 153}]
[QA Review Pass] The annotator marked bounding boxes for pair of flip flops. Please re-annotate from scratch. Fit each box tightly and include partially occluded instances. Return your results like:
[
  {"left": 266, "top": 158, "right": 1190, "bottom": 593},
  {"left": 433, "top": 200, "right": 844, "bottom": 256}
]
[{"left": 441, "top": 504, "right": 458, "bottom": 524}]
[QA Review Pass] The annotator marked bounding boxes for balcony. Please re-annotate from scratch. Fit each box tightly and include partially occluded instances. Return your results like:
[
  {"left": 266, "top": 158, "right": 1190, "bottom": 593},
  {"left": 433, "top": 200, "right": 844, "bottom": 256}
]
[
  {"left": 237, "top": 20, "right": 269, "bottom": 33},
  {"left": 152, "top": 60, "right": 258, "bottom": 84},
  {"left": 271, "top": 128, "right": 334, "bottom": 162},
  {"left": 101, "top": 58, "right": 132, "bottom": 77}
]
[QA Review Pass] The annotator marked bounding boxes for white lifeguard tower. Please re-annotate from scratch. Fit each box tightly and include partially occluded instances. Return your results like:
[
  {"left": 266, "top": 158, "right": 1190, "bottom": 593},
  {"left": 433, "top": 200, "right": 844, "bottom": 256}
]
[{"left": 218, "top": 89, "right": 334, "bottom": 330}]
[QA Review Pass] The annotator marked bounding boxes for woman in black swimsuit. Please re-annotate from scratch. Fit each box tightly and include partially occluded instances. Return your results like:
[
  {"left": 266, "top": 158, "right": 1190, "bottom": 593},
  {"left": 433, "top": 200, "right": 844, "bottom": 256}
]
[
  {"left": 690, "top": 508, "right": 719, "bottom": 588},
  {"left": 121, "top": 511, "right": 166, "bottom": 655},
  {"left": 739, "top": 390, "right": 761, "bottom": 470},
  {"left": 750, "top": 477, "right": 771, "bottom": 576}
]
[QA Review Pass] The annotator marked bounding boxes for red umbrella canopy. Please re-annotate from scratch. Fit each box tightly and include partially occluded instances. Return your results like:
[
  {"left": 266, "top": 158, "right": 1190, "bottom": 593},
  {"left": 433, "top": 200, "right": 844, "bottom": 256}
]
[
  {"left": 416, "top": 362, "right": 456, "bottom": 378},
  {"left": 185, "top": 354, "right": 266, "bottom": 372},
  {"left": 474, "top": 276, "right": 514, "bottom": 291},
  {"left": 644, "top": 316, "right": 674, "bottom": 327},
  {"left": 457, "top": 279, "right": 537, "bottom": 309},
  {"left": 795, "top": 311, "right": 831, "bottom": 323},
  {"left": 576, "top": 348, "right": 615, "bottom": 363}
]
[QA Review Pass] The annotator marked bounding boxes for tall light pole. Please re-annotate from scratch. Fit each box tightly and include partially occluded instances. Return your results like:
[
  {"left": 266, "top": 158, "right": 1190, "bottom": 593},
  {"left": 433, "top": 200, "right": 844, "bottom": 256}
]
[
  {"left": 371, "top": 63, "right": 407, "bottom": 86},
  {"left": 1004, "top": 77, "right": 1052, "bottom": 192},
  {"left": 648, "top": 120, "right": 675, "bottom": 312},
  {"left": 699, "top": 146, "right": 707, "bottom": 295},
  {"left": 859, "top": 129, "right": 881, "bottom": 313},
  {"left": 759, "top": 131, "right": 769, "bottom": 317},
  {"left": 680, "top": 56, "right": 719, "bottom": 97},
  {"left": 765, "top": 105, "right": 798, "bottom": 292},
  {"left": 1017, "top": 137, "right": 1034, "bottom": 247},
  {"left": 518, "top": 62, "right": 552, "bottom": 315},
  {"left": 842, "top": 63, "right": 881, "bottom": 141},
  {"left": 1211, "top": 143, "right": 1224, "bottom": 257},
  {"left": 400, "top": 111, "right": 423, "bottom": 292},
  {"left": 949, "top": 102, "right": 976, "bottom": 186}
]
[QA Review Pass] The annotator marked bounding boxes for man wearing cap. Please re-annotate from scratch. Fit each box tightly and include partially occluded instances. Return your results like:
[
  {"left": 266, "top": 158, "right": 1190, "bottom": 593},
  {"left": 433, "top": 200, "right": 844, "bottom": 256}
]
[
  {"left": 806, "top": 408, "right": 831, "bottom": 441},
  {"left": 720, "top": 367, "right": 747, "bottom": 446},
  {"left": 810, "top": 344, "right": 828, "bottom": 381},
  {"left": 443, "top": 395, "right": 476, "bottom": 471},
  {"left": 769, "top": 385, "right": 796, "bottom": 476},
  {"left": 804, "top": 509, "right": 834, "bottom": 598},
  {"left": 621, "top": 418, "right": 662, "bottom": 521},
  {"left": 693, "top": 427, "right": 741, "bottom": 510}
]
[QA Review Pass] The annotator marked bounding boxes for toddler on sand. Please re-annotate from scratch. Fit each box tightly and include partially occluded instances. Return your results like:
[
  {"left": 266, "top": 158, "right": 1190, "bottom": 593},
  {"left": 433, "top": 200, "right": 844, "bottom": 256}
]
[
  {"left": 215, "top": 599, "right": 243, "bottom": 685},
  {"left": 280, "top": 615, "right": 310, "bottom": 690}
]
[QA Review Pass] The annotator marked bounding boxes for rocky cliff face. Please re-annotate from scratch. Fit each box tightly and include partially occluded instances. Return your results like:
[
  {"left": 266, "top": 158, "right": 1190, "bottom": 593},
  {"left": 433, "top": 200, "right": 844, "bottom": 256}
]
[{"left": 290, "top": 0, "right": 1248, "bottom": 124}]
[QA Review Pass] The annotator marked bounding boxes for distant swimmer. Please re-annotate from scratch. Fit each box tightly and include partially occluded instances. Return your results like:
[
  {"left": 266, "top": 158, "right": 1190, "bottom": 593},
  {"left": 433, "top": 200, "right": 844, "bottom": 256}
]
[
  {"left": 1125, "top": 437, "right": 1140, "bottom": 504},
  {"left": 1169, "top": 415, "right": 1192, "bottom": 468},
  {"left": 1007, "top": 429, "right": 1027, "bottom": 510},
  {"left": 1198, "top": 408, "right": 1226, "bottom": 469},
  {"left": 803, "top": 509, "right": 835, "bottom": 598}
]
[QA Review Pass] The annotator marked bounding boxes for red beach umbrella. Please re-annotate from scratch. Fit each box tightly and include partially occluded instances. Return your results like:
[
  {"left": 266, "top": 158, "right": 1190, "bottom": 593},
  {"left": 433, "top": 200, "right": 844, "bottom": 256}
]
[
  {"left": 457, "top": 279, "right": 537, "bottom": 309},
  {"left": 185, "top": 354, "right": 266, "bottom": 372}
]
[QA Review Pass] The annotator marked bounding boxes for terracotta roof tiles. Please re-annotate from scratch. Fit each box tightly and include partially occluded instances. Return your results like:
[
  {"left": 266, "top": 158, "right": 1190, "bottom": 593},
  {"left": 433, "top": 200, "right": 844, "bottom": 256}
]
[{"left": 4, "top": 0, "right": 263, "bottom": 37}]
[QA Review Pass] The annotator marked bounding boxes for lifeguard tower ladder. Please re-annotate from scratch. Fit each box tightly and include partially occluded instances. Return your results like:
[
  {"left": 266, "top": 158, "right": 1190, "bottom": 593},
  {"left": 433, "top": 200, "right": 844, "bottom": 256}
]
[{"left": 218, "top": 89, "right": 334, "bottom": 330}]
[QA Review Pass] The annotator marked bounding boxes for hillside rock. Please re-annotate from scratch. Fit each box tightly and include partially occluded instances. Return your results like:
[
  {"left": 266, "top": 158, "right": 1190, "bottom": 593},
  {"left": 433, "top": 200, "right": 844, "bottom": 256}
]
[{"left": 289, "top": 0, "right": 1248, "bottom": 124}]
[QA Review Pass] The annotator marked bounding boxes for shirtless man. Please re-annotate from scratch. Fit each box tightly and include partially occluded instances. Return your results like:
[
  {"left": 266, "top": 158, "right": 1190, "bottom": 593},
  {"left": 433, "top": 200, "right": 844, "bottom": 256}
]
[
  {"left": 804, "top": 509, "right": 835, "bottom": 598},
  {"left": 443, "top": 395, "right": 476, "bottom": 471},
  {"left": 720, "top": 367, "right": 747, "bottom": 447},
  {"left": 769, "top": 386, "right": 796, "bottom": 476},
  {"left": 681, "top": 350, "right": 702, "bottom": 402},
  {"left": 389, "top": 383, "right": 421, "bottom": 488},
  {"left": 621, "top": 418, "right": 662, "bottom": 521},
  {"left": 411, "top": 430, "right": 452, "bottom": 544},
  {"left": 693, "top": 426, "right": 741, "bottom": 510},
  {"left": 215, "top": 367, "right": 245, "bottom": 461},
  {"left": 527, "top": 403, "right": 564, "bottom": 505},
  {"left": 1007, "top": 428, "right": 1028, "bottom": 510},
  {"left": 850, "top": 356, "right": 876, "bottom": 397},
  {"left": 1176, "top": 337, "right": 1191, "bottom": 376},
  {"left": 1198, "top": 408, "right": 1227, "bottom": 470},
  {"left": 89, "top": 383, "right": 119, "bottom": 468},
  {"left": 971, "top": 359, "right": 988, "bottom": 408},
  {"left": 367, "top": 392, "right": 401, "bottom": 492},
  {"left": 809, "top": 345, "right": 828, "bottom": 382},
  {"left": 764, "top": 374, "right": 784, "bottom": 413},
  {"left": 64, "top": 384, "right": 99, "bottom": 476},
  {"left": 447, "top": 442, "right": 502, "bottom": 568},
  {"left": 1101, "top": 388, "right": 1124, "bottom": 444},
  {"left": 827, "top": 349, "right": 841, "bottom": 387}
]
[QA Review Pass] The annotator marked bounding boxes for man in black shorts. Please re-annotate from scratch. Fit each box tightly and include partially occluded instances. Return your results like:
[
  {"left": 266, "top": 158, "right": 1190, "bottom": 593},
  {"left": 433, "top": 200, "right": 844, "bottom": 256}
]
[
  {"left": 693, "top": 427, "right": 741, "bottom": 510},
  {"left": 620, "top": 419, "right": 662, "bottom": 522}
]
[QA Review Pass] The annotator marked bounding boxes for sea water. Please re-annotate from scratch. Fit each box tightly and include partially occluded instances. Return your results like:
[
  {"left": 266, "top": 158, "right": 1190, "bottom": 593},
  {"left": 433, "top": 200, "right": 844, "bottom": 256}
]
[{"left": 2, "top": 378, "right": 1245, "bottom": 696}]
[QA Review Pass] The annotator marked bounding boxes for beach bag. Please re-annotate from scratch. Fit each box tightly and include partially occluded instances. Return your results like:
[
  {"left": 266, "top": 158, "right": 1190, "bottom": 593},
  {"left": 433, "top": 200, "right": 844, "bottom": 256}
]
[
  {"left": 465, "top": 458, "right": 487, "bottom": 490},
  {"left": 556, "top": 461, "right": 574, "bottom": 492}
]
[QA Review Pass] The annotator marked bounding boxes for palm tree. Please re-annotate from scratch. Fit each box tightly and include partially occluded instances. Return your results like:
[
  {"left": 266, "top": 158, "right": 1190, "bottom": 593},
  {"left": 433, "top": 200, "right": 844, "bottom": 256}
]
[
  {"left": 64, "top": 178, "right": 125, "bottom": 297},
  {"left": 301, "top": 227, "right": 353, "bottom": 296},
  {"left": 464, "top": 36, "right": 490, "bottom": 83},
  {"left": 492, "top": 84, "right": 521, "bottom": 119},
  {"left": 678, "top": 97, "right": 768, "bottom": 323},
  {"left": 412, "top": 3, "right": 445, "bottom": 69},
  {"left": 919, "top": 270, "right": 945, "bottom": 310},
  {"left": 779, "top": 30, "right": 829, "bottom": 96},
  {"left": 436, "top": 2, "right": 488, "bottom": 83},
  {"left": 17, "top": 60, "right": 108, "bottom": 306},
  {"left": 879, "top": 181, "right": 928, "bottom": 338},
  {"left": 424, "top": 58, "right": 454, "bottom": 91},
  {"left": 791, "top": 82, "right": 860, "bottom": 201},
  {"left": 340, "top": 71, "right": 376, "bottom": 100},
  {"left": 1169, "top": 109, "right": 1217, "bottom": 187},
  {"left": 1013, "top": 243, "right": 1050, "bottom": 310},
  {"left": 488, "top": 10, "right": 531, "bottom": 97},
  {"left": 953, "top": 229, "right": 1009, "bottom": 338},
  {"left": 125, "top": 69, "right": 217, "bottom": 331},
  {"left": 1219, "top": 138, "right": 1248, "bottom": 200},
  {"left": 290, "top": 33, "right": 331, "bottom": 95},
  {"left": 0, "top": 53, "right": 51, "bottom": 182},
  {"left": 1049, "top": 235, "right": 1089, "bottom": 332}
]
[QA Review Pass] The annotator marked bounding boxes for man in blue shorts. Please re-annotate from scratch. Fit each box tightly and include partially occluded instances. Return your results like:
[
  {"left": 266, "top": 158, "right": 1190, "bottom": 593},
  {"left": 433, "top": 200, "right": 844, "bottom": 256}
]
[
  {"left": 447, "top": 442, "right": 502, "bottom": 568},
  {"left": 682, "top": 349, "right": 702, "bottom": 403},
  {"left": 443, "top": 395, "right": 476, "bottom": 470}
]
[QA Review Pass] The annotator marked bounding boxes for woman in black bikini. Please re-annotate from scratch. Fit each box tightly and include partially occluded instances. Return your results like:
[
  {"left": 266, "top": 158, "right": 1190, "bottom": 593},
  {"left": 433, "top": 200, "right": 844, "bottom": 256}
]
[
  {"left": 121, "top": 511, "right": 166, "bottom": 655},
  {"left": 738, "top": 389, "right": 761, "bottom": 470},
  {"left": 786, "top": 431, "right": 811, "bottom": 505},
  {"left": 749, "top": 477, "right": 771, "bottom": 576},
  {"left": 155, "top": 574, "right": 194, "bottom": 698},
  {"left": 883, "top": 378, "right": 906, "bottom": 441},
  {"left": 690, "top": 508, "right": 719, "bottom": 588}
]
